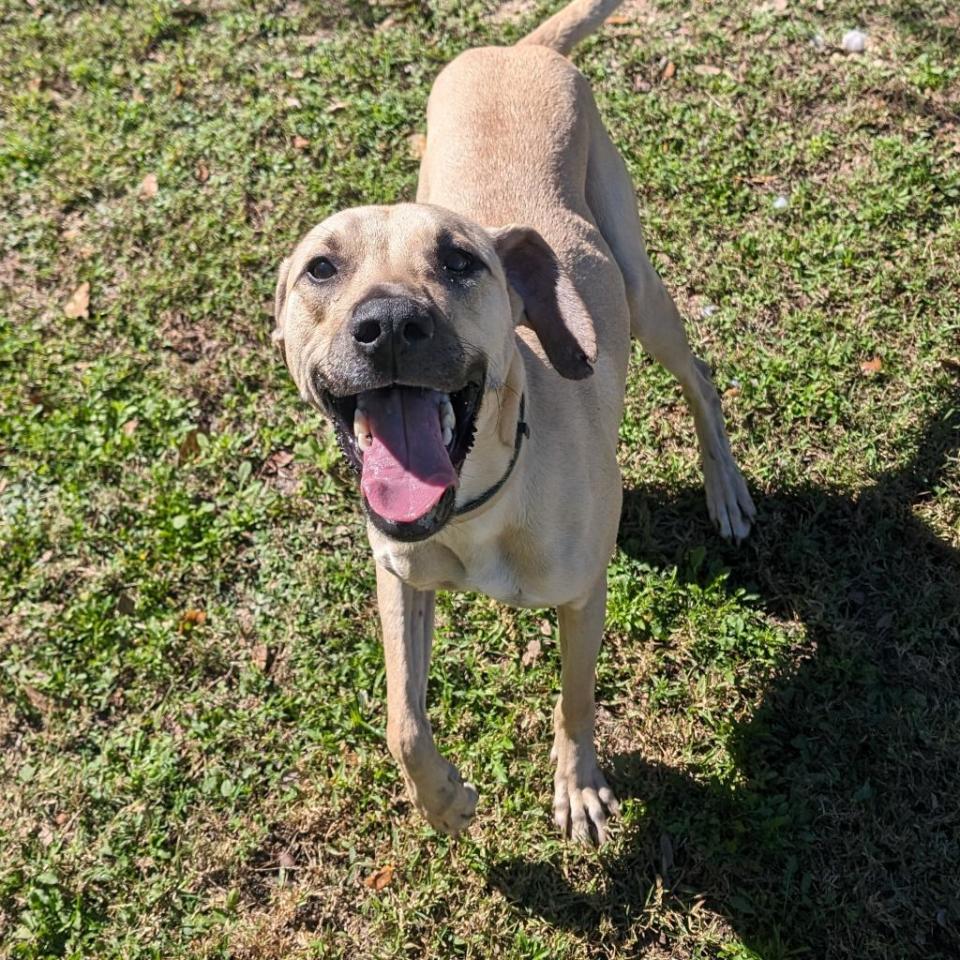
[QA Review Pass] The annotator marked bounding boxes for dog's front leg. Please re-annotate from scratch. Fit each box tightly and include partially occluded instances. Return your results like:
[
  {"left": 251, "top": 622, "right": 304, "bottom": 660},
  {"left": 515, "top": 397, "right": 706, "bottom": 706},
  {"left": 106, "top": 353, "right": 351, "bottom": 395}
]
[
  {"left": 376, "top": 563, "right": 478, "bottom": 835},
  {"left": 552, "top": 575, "right": 619, "bottom": 845}
]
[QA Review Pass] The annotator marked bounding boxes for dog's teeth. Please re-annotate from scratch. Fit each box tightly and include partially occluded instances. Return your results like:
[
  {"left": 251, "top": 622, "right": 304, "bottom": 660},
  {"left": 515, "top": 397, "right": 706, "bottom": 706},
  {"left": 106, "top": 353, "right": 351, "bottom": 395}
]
[
  {"left": 354, "top": 408, "right": 372, "bottom": 451},
  {"left": 440, "top": 398, "right": 455, "bottom": 430},
  {"left": 442, "top": 425, "right": 453, "bottom": 447}
]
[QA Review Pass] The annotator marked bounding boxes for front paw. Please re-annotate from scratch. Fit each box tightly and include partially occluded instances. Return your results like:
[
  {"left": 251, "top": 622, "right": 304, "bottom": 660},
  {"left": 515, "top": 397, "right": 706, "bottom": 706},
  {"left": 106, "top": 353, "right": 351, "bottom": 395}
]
[
  {"left": 408, "top": 759, "right": 478, "bottom": 836},
  {"left": 703, "top": 449, "right": 756, "bottom": 543},
  {"left": 552, "top": 740, "right": 619, "bottom": 846}
]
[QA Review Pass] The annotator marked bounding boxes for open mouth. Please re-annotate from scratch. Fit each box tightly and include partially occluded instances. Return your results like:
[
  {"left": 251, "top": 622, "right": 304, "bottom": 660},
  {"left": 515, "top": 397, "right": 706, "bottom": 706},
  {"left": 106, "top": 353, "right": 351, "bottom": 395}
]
[{"left": 321, "top": 375, "right": 484, "bottom": 541}]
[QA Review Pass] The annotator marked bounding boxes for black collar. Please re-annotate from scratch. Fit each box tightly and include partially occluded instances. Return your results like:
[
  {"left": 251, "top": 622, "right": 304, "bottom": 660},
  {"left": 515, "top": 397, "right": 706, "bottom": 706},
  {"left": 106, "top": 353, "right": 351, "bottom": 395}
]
[{"left": 453, "top": 394, "right": 529, "bottom": 518}]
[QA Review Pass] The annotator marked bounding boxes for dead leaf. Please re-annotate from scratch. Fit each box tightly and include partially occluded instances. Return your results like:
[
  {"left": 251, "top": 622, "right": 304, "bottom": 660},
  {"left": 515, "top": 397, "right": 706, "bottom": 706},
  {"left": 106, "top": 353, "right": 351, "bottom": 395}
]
[
  {"left": 262, "top": 450, "right": 294, "bottom": 475},
  {"left": 121, "top": 418, "right": 139, "bottom": 436},
  {"left": 522, "top": 637, "right": 542, "bottom": 667},
  {"left": 194, "top": 162, "right": 210, "bottom": 183},
  {"left": 723, "top": 385, "right": 741, "bottom": 398},
  {"left": 38, "top": 823, "right": 55, "bottom": 847},
  {"left": 23, "top": 684, "right": 51, "bottom": 714},
  {"left": 178, "top": 608, "right": 206, "bottom": 632},
  {"left": 860, "top": 356, "right": 883, "bottom": 375},
  {"left": 693, "top": 64, "right": 722, "bottom": 76},
  {"left": 633, "top": 76, "right": 652, "bottom": 93},
  {"left": 538, "top": 619, "right": 552, "bottom": 637},
  {"left": 278, "top": 850, "right": 296, "bottom": 870},
  {"left": 326, "top": 99, "right": 347, "bottom": 114},
  {"left": 177, "top": 428, "right": 203, "bottom": 464},
  {"left": 292, "top": 135, "right": 310, "bottom": 150},
  {"left": 251, "top": 643, "right": 272, "bottom": 673},
  {"left": 407, "top": 132, "right": 426, "bottom": 161},
  {"left": 117, "top": 593, "right": 136, "bottom": 616},
  {"left": 606, "top": 14, "right": 631, "bottom": 24},
  {"left": 138, "top": 173, "right": 159, "bottom": 199},
  {"left": 363, "top": 863, "right": 395, "bottom": 891},
  {"left": 64, "top": 282, "right": 90, "bottom": 319},
  {"left": 660, "top": 60, "right": 676, "bottom": 80}
]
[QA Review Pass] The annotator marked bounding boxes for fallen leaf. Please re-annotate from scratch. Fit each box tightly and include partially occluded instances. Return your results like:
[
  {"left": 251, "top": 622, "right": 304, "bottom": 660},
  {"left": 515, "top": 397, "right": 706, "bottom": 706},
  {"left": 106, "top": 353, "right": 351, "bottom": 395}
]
[
  {"left": 660, "top": 60, "right": 676, "bottom": 80},
  {"left": 860, "top": 356, "right": 883, "bottom": 375},
  {"left": 606, "top": 14, "right": 631, "bottom": 24},
  {"left": 693, "top": 64, "right": 722, "bottom": 76},
  {"left": 292, "top": 135, "right": 309, "bottom": 150},
  {"left": 262, "top": 450, "right": 294, "bottom": 475},
  {"left": 177, "top": 428, "right": 203, "bottom": 464},
  {"left": 178, "top": 608, "right": 206, "bottom": 632},
  {"left": 64, "top": 282, "right": 90, "bottom": 319},
  {"left": 326, "top": 99, "right": 347, "bottom": 114},
  {"left": 407, "top": 132, "right": 426, "bottom": 160},
  {"left": 538, "top": 619, "right": 552, "bottom": 637},
  {"left": 522, "top": 637, "right": 542, "bottom": 667},
  {"left": 121, "top": 418, "right": 139, "bottom": 436},
  {"left": 117, "top": 593, "right": 136, "bottom": 616},
  {"left": 364, "top": 863, "right": 395, "bottom": 891},
  {"left": 138, "top": 173, "right": 159, "bottom": 199},
  {"left": 633, "top": 76, "right": 652, "bottom": 93},
  {"left": 251, "top": 643, "right": 271, "bottom": 673},
  {"left": 23, "top": 684, "right": 51, "bottom": 714},
  {"left": 278, "top": 850, "right": 296, "bottom": 870},
  {"left": 723, "top": 384, "right": 741, "bottom": 398},
  {"left": 194, "top": 162, "right": 210, "bottom": 183}
]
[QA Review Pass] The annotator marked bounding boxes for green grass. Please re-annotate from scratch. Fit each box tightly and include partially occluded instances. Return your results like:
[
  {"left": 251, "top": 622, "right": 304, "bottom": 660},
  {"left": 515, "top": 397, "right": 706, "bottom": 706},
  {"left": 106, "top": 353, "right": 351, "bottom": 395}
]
[{"left": 1, "top": 1, "right": 958, "bottom": 957}]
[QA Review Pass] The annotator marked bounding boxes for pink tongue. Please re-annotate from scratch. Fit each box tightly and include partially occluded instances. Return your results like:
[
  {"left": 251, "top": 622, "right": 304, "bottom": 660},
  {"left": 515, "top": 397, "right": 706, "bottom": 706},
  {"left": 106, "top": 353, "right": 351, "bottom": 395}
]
[{"left": 360, "top": 388, "right": 458, "bottom": 524}]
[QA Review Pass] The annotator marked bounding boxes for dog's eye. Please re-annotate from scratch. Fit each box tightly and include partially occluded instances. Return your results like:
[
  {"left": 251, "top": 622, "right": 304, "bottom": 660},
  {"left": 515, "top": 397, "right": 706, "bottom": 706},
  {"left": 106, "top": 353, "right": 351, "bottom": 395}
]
[
  {"left": 306, "top": 256, "right": 337, "bottom": 282},
  {"left": 442, "top": 248, "right": 475, "bottom": 274}
]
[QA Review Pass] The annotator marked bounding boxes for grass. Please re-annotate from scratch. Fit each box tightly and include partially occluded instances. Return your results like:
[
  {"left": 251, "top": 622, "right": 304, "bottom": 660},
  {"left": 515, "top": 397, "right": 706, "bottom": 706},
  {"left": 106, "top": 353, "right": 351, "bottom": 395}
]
[{"left": 1, "top": 0, "right": 958, "bottom": 957}]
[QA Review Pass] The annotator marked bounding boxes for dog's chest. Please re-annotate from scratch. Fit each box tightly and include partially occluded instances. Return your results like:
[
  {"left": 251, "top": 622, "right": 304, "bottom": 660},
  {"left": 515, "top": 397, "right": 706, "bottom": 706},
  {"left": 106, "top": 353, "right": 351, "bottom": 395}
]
[{"left": 371, "top": 529, "right": 555, "bottom": 608}]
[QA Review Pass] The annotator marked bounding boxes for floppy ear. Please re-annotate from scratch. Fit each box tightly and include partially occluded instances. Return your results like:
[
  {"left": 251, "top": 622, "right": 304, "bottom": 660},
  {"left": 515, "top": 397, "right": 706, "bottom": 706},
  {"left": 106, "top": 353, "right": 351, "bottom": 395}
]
[
  {"left": 272, "top": 257, "right": 291, "bottom": 366},
  {"left": 490, "top": 225, "right": 596, "bottom": 380}
]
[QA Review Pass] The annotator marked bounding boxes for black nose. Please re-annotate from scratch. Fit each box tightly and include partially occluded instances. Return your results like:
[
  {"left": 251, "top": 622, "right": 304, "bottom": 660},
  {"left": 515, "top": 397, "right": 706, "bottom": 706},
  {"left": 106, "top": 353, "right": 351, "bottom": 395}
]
[{"left": 350, "top": 296, "right": 435, "bottom": 367}]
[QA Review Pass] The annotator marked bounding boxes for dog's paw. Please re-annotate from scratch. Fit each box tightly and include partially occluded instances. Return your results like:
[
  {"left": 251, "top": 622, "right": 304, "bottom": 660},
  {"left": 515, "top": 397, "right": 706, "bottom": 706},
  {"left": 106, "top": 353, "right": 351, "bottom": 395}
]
[
  {"left": 552, "top": 747, "right": 619, "bottom": 846},
  {"left": 410, "top": 760, "right": 478, "bottom": 837},
  {"left": 703, "top": 449, "right": 756, "bottom": 543}
]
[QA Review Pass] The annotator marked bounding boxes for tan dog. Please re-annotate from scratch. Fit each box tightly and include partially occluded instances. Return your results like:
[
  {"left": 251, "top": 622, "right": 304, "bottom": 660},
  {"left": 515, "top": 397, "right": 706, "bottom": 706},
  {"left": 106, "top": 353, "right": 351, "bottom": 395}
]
[{"left": 273, "top": 0, "right": 755, "bottom": 844}]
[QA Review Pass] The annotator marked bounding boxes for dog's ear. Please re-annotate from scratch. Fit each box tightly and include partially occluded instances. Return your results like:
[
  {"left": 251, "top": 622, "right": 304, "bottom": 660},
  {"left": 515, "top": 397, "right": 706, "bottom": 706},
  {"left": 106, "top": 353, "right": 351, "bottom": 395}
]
[
  {"left": 272, "top": 257, "right": 291, "bottom": 366},
  {"left": 490, "top": 225, "right": 596, "bottom": 380}
]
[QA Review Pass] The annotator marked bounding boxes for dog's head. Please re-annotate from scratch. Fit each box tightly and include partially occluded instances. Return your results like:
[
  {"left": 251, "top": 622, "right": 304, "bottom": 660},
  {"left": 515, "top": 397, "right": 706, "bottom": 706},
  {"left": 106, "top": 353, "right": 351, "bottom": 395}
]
[{"left": 273, "top": 202, "right": 595, "bottom": 541}]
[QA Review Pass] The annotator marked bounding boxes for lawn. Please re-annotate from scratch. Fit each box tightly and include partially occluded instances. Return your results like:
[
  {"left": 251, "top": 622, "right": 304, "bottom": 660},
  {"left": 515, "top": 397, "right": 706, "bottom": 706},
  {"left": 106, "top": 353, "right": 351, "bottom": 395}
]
[{"left": 1, "top": 0, "right": 958, "bottom": 957}]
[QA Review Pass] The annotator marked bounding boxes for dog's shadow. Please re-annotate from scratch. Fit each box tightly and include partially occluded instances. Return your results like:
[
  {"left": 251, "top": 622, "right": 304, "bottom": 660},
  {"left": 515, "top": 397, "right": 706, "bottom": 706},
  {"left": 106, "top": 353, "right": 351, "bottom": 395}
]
[{"left": 491, "top": 381, "right": 960, "bottom": 958}]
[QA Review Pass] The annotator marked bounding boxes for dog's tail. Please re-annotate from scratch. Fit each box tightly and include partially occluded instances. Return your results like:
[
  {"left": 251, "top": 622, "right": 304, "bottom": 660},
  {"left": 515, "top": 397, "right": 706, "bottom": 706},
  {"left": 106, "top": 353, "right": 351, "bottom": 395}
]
[{"left": 517, "top": 0, "right": 625, "bottom": 56}]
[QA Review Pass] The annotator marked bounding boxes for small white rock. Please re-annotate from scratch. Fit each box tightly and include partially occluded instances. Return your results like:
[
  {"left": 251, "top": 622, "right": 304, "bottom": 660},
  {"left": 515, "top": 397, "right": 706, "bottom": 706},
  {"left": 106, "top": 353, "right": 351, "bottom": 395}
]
[
  {"left": 772, "top": 194, "right": 790, "bottom": 211},
  {"left": 701, "top": 304, "right": 718, "bottom": 319},
  {"left": 811, "top": 33, "right": 825, "bottom": 51},
  {"left": 841, "top": 29, "right": 867, "bottom": 54}
]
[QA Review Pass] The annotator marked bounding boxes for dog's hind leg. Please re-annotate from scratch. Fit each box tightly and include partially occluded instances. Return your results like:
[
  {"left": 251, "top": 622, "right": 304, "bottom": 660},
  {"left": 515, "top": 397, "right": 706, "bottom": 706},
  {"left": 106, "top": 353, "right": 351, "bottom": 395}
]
[
  {"left": 585, "top": 127, "right": 755, "bottom": 541},
  {"left": 552, "top": 576, "right": 619, "bottom": 845}
]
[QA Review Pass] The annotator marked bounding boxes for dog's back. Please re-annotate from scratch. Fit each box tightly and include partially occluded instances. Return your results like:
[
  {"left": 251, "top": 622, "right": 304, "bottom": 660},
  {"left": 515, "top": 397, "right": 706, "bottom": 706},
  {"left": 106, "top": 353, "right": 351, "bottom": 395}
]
[{"left": 418, "top": 9, "right": 633, "bottom": 410}]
